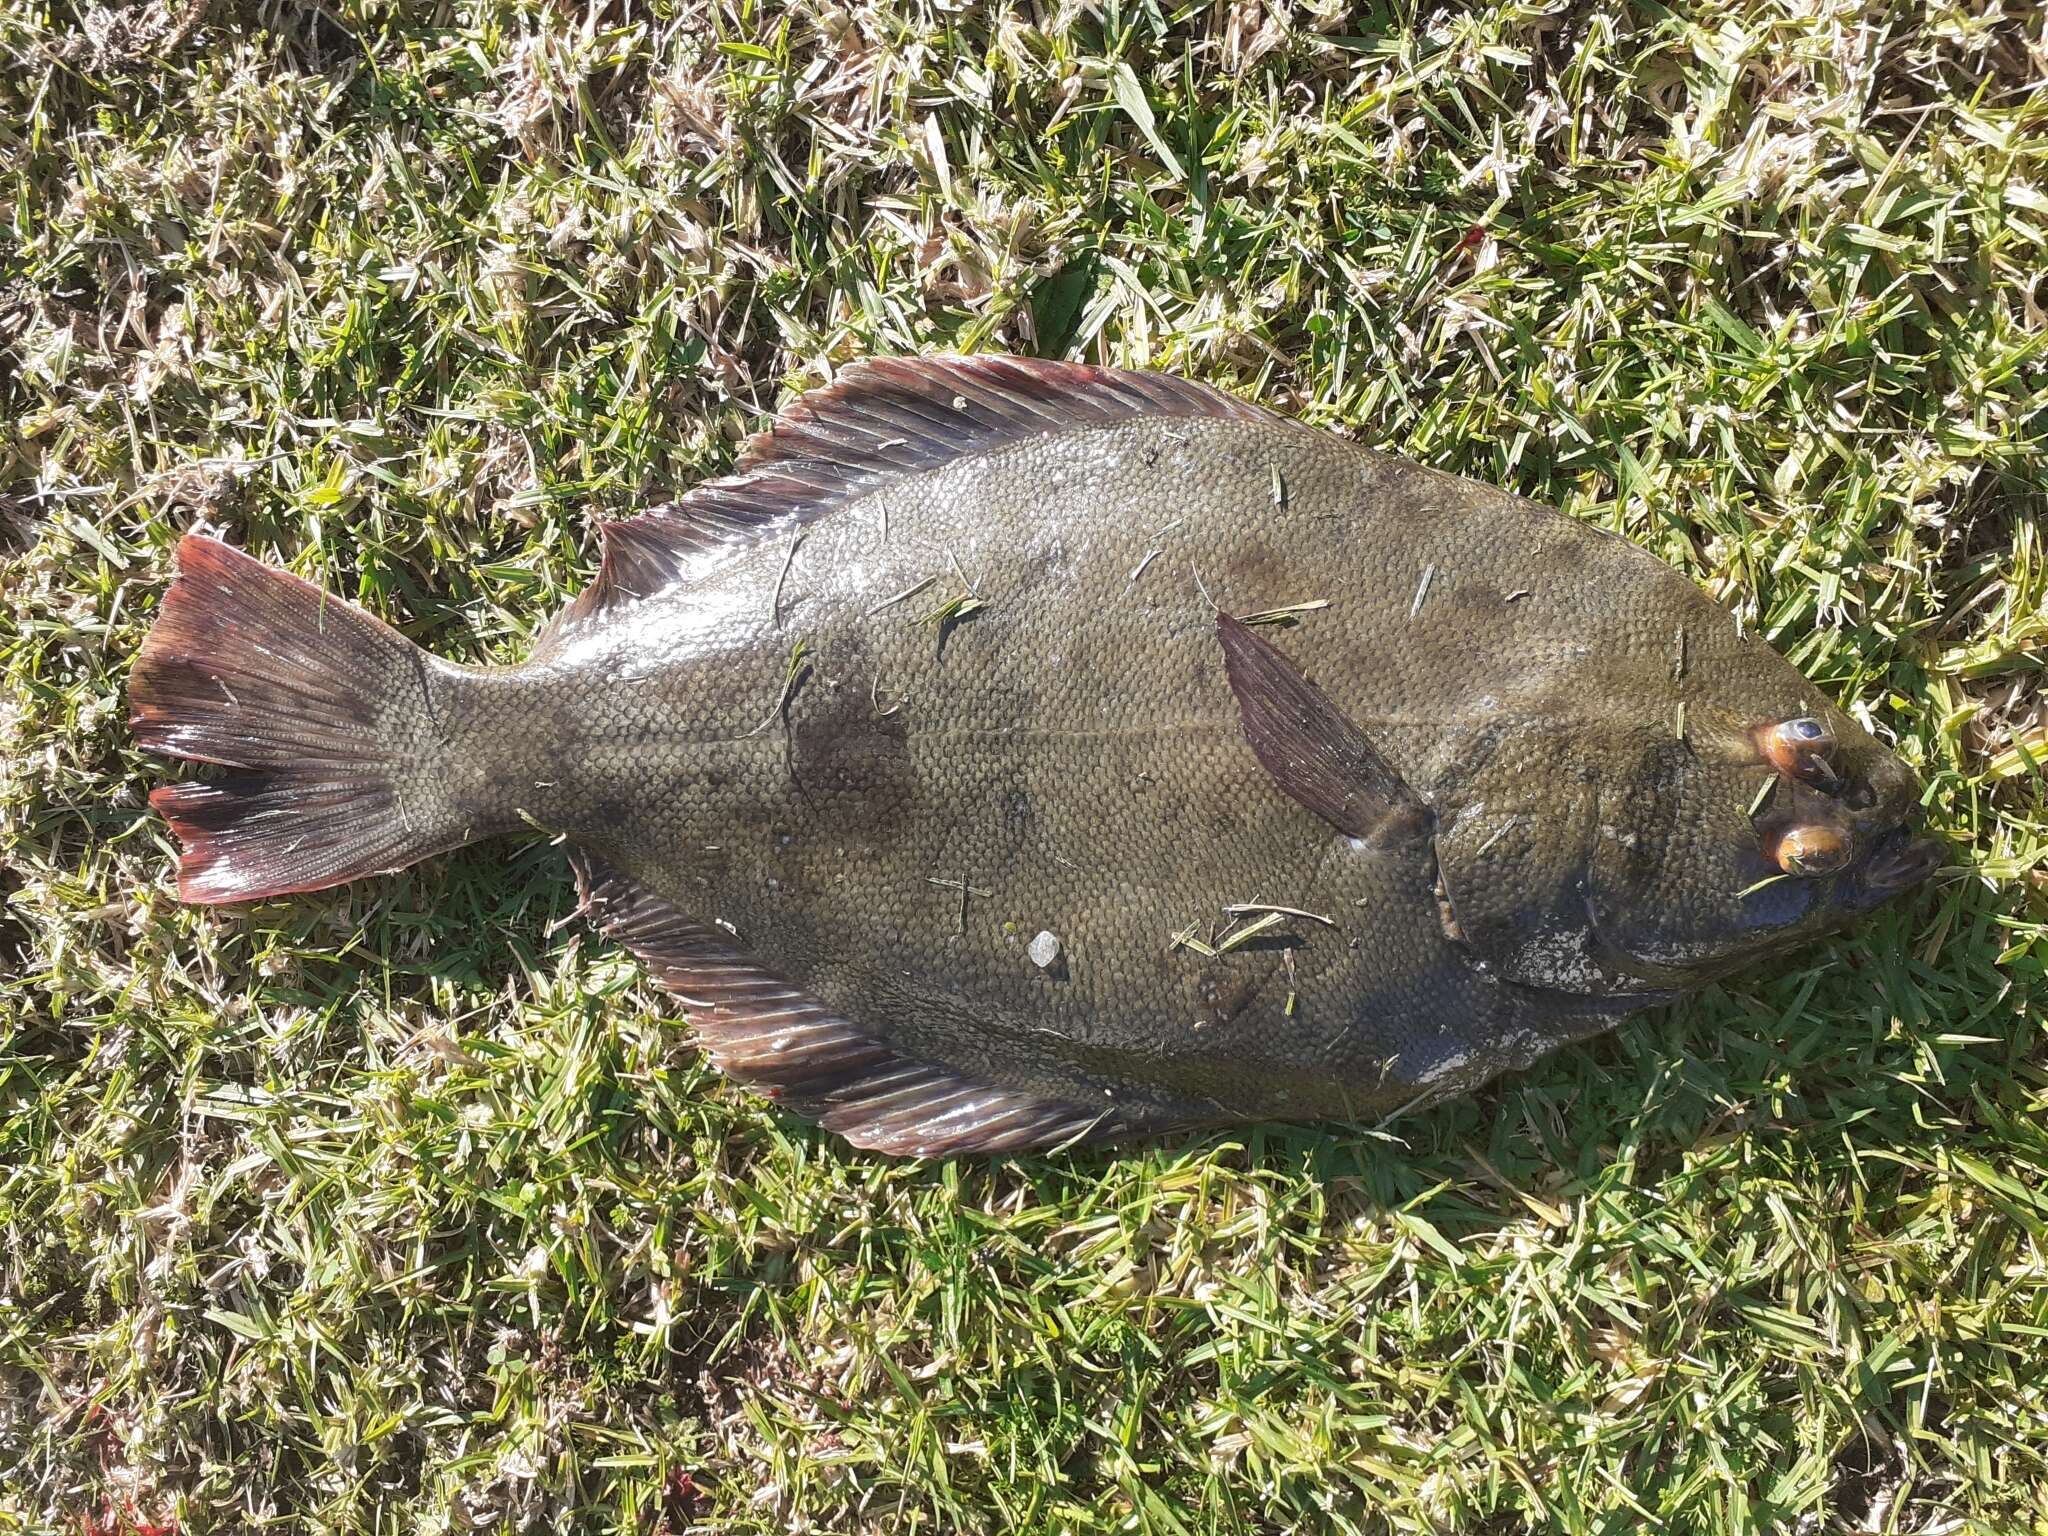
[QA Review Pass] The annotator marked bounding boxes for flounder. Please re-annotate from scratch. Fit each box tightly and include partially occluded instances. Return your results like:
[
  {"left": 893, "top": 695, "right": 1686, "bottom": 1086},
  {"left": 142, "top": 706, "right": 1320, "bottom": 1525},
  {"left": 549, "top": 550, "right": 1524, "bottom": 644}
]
[{"left": 131, "top": 357, "right": 1940, "bottom": 1154}]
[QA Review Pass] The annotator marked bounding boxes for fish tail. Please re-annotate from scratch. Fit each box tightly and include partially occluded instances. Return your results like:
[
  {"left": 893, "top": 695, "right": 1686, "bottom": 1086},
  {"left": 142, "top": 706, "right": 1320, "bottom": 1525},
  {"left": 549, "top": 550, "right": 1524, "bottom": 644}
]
[{"left": 129, "top": 534, "right": 480, "bottom": 904}]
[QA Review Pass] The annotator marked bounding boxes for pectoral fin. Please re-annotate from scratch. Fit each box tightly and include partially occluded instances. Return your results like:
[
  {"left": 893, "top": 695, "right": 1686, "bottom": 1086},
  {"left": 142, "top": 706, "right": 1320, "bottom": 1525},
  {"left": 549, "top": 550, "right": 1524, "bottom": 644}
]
[{"left": 1216, "top": 612, "right": 1431, "bottom": 850}]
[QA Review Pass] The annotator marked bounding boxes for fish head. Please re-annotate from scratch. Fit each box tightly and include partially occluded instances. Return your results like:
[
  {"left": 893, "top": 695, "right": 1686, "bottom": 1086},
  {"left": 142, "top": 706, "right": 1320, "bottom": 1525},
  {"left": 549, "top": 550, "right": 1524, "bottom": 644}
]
[
  {"left": 1436, "top": 679, "right": 1941, "bottom": 999},
  {"left": 1592, "top": 698, "right": 1940, "bottom": 986}
]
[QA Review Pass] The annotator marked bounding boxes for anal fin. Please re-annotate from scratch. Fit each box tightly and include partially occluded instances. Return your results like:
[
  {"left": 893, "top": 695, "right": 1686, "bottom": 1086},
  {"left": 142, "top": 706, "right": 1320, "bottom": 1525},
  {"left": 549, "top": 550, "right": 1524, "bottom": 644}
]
[{"left": 570, "top": 851, "right": 1115, "bottom": 1156}]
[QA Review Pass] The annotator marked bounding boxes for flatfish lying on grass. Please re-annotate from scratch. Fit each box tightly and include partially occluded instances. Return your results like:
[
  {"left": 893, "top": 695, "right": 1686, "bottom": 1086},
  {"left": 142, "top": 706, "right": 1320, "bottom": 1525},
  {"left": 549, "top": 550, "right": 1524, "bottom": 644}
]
[{"left": 131, "top": 357, "right": 1940, "bottom": 1154}]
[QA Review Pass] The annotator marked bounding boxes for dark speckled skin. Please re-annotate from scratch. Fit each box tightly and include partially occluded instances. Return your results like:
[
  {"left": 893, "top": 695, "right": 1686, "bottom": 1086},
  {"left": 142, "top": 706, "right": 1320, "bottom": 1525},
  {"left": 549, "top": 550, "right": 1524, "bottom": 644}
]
[{"left": 417, "top": 395, "right": 1927, "bottom": 1134}]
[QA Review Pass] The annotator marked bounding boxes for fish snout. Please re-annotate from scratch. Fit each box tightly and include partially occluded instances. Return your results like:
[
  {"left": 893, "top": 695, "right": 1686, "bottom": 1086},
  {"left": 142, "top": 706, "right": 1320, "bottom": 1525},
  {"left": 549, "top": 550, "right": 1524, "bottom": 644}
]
[{"left": 1846, "top": 826, "right": 1944, "bottom": 904}]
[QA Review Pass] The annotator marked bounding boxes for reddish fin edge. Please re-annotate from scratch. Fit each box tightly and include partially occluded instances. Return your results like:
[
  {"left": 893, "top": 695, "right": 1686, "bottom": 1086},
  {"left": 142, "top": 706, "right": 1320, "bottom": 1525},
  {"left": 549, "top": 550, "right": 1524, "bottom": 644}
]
[{"left": 131, "top": 534, "right": 467, "bottom": 904}]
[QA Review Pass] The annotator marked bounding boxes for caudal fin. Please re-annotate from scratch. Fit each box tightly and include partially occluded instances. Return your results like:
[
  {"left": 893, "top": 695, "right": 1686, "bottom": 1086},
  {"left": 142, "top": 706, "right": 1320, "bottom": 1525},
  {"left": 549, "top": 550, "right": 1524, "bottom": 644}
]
[{"left": 130, "top": 535, "right": 473, "bottom": 904}]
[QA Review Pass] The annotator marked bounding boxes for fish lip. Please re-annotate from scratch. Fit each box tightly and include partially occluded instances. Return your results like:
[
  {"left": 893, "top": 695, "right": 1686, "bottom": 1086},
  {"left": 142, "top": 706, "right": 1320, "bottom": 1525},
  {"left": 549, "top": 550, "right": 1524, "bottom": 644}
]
[{"left": 1848, "top": 826, "right": 1944, "bottom": 901}]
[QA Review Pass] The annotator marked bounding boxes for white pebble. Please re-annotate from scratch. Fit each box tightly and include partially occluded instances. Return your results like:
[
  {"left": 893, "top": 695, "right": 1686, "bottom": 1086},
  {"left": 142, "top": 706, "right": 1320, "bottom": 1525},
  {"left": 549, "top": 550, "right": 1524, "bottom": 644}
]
[{"left": 1028, "top": 931, "right": 1062, "bottom": 969}]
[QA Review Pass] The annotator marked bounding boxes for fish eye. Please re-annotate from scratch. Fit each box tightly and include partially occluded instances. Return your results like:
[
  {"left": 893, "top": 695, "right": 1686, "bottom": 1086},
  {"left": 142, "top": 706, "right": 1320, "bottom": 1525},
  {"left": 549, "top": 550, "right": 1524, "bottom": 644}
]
[
  {"left": 1772, "top": 823, "right": 1851, "bottom": 878},
  {"left": 1758, "top": 716, "right": 1838, "bottom": 785}
]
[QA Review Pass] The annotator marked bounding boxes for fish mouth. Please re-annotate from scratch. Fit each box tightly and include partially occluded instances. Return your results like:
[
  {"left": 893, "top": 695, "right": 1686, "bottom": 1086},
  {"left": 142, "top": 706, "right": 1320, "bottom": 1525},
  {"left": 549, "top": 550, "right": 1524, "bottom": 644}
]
[
  {"left": 1578, "top": 825, "right": 1941, "bottom": 988},
  {"left": 1843, "top": 825, "right": 1944, "bottom": 905}
]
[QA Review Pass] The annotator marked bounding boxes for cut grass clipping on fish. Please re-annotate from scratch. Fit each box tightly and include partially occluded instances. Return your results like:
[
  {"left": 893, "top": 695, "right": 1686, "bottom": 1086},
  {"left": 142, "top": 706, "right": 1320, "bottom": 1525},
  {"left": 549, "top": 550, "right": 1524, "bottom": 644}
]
[{"left": 3, "top": 3, "right": 2044, "bottom": 1535}]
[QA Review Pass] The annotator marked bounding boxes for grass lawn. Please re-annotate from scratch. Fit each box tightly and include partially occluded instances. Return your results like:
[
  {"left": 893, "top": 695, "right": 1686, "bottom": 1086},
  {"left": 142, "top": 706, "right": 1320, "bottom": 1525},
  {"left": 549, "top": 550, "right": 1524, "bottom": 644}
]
[{"left": 3, "top": 0, "right": 2045, "bottom": 1530}]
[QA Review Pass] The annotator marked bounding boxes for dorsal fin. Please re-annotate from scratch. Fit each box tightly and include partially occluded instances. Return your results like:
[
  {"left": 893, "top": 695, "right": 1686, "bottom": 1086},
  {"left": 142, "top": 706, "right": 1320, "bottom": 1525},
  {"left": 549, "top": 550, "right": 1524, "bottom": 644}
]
[
  {"left": 541, "top": 356, "right": 1286, "bottom": 645},
  {"left": 570, "top": 849, "right": 1121, "bottom": 1155}
]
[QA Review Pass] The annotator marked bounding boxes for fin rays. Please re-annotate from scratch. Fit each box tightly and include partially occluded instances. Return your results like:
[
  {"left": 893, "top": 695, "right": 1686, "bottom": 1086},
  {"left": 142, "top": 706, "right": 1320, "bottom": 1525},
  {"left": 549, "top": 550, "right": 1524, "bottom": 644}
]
[
  {"left": 539, "top": 356, "right": 1288, "bottom": 649},
  {"left": 570, "top": 850, "right": 1118, "bottom": 1155},
  {"left": 1216, "top": 612, "right": 1433, "bottom": 851}
]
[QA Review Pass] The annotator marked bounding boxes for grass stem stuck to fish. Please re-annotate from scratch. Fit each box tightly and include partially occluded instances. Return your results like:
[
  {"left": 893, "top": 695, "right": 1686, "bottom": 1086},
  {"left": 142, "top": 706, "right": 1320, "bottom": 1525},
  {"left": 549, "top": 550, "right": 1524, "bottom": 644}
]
[
  {"left": 1168, "top": 907, "right": 1311, "bottom": 958},
  {"left": 1409, "top": 563, "right": 1436, "bottom": 619},
  {"left": 1748, "top": 775, "right": 1778, "bottom": 817},
  {"left": 1222, "top": 902, "right": 1335, "bottom": 927},
  {"left": 928, "top": 876, "right": 992, "bottom": 933},
  {"left": 1215, "top": 910, "right": 1287, "bottom": 951},
  {"left": 1237, "top": 599, "right": 1330, "bottom": 627},
  {"left": 913, "top": 590, "right": 985, "bottom": 633},
  {"left": 744, "top": 638, "right": 813, "bottom": 738},
  {"left": 865, "top": 574, "right": 937, "bottom": 616},
  {"left": 770, "top": 525, "right": 802, "bottom": 627}
]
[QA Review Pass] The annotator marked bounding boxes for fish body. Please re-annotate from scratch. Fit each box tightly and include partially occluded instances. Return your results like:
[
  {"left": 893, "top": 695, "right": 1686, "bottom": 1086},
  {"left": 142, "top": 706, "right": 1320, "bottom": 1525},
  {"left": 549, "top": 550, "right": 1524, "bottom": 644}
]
[{"left": 131, "top": 358, "right": 1938, "bottom": 1153}]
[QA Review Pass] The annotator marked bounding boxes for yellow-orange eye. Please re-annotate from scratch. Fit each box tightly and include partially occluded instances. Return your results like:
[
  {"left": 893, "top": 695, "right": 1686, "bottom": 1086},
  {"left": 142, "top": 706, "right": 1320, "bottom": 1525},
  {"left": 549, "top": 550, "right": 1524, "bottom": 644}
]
[
  {"left": 1773, "top": 823, "right": 1851, "bottom": 878},
  {"left": 1757, "top": 716, "right": 1837, "bottom": 783}
]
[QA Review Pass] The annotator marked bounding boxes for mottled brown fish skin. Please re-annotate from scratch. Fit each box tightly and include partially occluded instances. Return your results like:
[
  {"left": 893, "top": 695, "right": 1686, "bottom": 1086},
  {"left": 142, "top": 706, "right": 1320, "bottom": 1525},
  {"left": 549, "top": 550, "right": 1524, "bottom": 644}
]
[
  {"left": 133, "top": 359, "right": 1938, "bottom": 1152},
  {"left": 432, "top": 411, "right": 1916, "bottom": 1122}
]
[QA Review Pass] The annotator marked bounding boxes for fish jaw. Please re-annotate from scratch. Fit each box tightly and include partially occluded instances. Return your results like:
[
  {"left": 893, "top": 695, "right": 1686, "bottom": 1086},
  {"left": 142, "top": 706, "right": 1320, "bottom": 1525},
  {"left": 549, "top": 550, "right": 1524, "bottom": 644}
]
[{"left": 1836, "top": 826, "right": 1945, "bottom": 910}]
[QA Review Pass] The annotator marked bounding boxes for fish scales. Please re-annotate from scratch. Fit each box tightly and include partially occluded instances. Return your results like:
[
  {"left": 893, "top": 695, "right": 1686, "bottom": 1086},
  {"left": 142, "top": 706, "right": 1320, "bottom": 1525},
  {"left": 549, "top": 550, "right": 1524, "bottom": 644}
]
[
  {"left": 130, "top": 357, "right": 1940, "bottom": 1154},
  {"left": 489, "top": 421, "right": 1620, "bottom": 1113}
]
